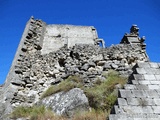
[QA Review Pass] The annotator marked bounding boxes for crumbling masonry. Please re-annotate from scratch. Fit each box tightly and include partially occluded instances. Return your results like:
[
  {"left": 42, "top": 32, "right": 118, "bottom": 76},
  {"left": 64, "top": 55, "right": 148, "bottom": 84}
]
[{"left": 0, "top": 17, "right": 157, "bottom": 120}]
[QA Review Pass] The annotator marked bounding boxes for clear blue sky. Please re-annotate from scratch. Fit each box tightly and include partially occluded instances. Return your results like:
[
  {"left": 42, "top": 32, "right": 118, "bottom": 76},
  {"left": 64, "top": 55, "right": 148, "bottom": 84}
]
[{"left": 0, "top": 0, "right": 160, "bottom": 84}]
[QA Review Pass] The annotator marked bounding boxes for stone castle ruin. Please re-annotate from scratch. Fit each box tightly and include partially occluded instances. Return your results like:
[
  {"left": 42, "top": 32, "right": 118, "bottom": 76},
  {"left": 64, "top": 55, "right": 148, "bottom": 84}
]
[{"left": 1, "top": 17, "right": 159, "bottom": 120}]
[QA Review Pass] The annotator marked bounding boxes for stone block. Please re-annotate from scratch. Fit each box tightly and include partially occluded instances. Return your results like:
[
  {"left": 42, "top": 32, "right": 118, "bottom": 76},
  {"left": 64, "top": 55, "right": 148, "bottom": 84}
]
[
  {"left": 133, "top": 74, "right": 144, "bottom": 80},
  {"left": 124, "top": 84, "right": 137, "bottom": 90},
  {"left": 154, "top": 99, "right": 160, "bottom": 105},
  {"left": 119, "top": 89, "right": 132, "bottom": 98},
  {"left": 155, "top": 90, "right": 160, "bottom": 95},
  {"left": 118, "top": 98, "right": 128, "bottom": 105},
  {"left": 121, "top": 106, "right": 153, "bottom": 114},
  {"left": 138, "top": 80, "right": 150, "bottom": 85},
  {"left": 155, "top": 75, "right": 160, "bottom": 80},
  {"left": 150, "top": 81, "right": 160, "bottom": 85},
  {"left": 132, "top": 80, "right": 139, "bottom": 84},
  {"left": 135, "top": 84, "right": 149, "bottom": 90},
  {"left": 140, "top": 98, "right": 155, "bottom": 105},
  {"left": 150, "top": 63, "right": 159, "bottom": 68},
  {"left": 110, "top": 113, "right": 160, "bottom": 120},
  {"left": 152, "top": 69, "right": 160, "bottom": 75},
  {"left": 144, "top": 75, "right": 156, "bottom": 80},
  {"left": 144, "top": 68, "right": 154, "bottom": 74},
  {"left": 109, "top": 115, "right": 132, "bottom": 120},
  {"left": 127, "top": 98, "right": 141, "bottom": 105},
  {"left": 131, "top": 90, "right": 147, "bottom": 97},
  {"left": 148, "top": 85, "right": 160, "bottom": 90},
  {"left": 136, "top": 62, "right": 150, "bottom": 68},
  {"left": 140, "top": 106, "right": 153, "bottom": 113},
  {"left": 120, "top": 106, "right": 142, "bottom": 114},
  {"left": 113, "top": 105, "right": 124, "bottom": 114},
  {"left": 135, "top": 68, "right": 147, "bottom": 74},
  {"left": 152, "top": 106, "right": 160, "bottom": 113},
  {"left": 109, "top": 115, "right": 117, "bottom": 120},
  {"left": 145, "top": 90, "right": 159, "bottom": 98}
]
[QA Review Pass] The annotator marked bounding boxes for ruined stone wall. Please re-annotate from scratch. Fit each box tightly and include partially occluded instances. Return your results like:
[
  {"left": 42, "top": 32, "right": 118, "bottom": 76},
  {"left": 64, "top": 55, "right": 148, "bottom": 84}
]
[
  {"left": 0, "top": 17, "right": 149, "bottom": 119},
  {"left": 41, "top": 25, "right": 97, "bottom": 54},
  {"left": 0, "top": 17, "right": 46, "bottom": 119},
  {"left": 1, "top": 44, "right": 148, "bottom": 118}
]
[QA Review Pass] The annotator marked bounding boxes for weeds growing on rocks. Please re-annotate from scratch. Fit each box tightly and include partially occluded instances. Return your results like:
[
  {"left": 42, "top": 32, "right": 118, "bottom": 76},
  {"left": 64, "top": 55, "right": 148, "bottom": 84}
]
[{"left": 12, "top": 70, "right": 127, "bottom": 120}]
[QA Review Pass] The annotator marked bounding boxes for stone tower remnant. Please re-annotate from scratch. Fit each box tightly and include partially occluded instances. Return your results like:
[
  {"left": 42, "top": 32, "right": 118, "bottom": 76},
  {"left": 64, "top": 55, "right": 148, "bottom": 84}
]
[{"left": 120, "top": 24, "right": 146, "bottom": 50}]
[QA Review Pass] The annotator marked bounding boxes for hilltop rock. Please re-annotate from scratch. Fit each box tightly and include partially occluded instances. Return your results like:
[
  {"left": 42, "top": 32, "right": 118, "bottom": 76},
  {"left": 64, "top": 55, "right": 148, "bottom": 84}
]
[{"left": 39, "top": 88, "right": 89, "bottom": 117}]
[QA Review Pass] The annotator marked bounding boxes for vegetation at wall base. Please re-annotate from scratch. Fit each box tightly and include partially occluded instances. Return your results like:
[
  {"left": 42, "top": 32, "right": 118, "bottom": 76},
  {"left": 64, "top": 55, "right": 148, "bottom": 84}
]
[
  {"left": 12, "top": 70, "right": 127, "bottom": 119},
  {"left": 40, "top": 75, "right": 83, "bottom": 99},
  {"left": 11, "top": 106, "right": 109, "bottom": 120},
  {"left": 85, "top": 70, "right": 127, "bottom": 110},
  {"left": 10, "top": 105, "right": 59, "bottom": 120}
]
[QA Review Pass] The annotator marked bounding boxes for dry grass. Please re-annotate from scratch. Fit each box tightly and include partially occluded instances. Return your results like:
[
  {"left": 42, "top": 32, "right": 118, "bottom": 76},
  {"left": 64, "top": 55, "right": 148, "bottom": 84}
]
[
  {"left": 10, "top": 105, "right": 68, "bottom": 120},
  {"left": 41, "top": 76, "right": 83, "bottom": 99},
  {"left": 72, "top": 109, "right": 109, "bottom": 120},
  {"left": 85, "top": 70, "right": 127, "bottom": 110},
  {"left": 11, "top": 106, "right": 108, "bottom": 120},
  {"left": 13, "top": 70, "right": 127, "bottom": 119}
]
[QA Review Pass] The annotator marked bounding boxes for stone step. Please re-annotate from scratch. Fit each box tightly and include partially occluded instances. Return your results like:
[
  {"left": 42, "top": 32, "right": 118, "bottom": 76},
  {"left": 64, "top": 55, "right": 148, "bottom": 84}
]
[
  {"left": 118, "top": 98, "right": 160, "bottom": 106},
  {"left": 119, "top": 89, "right": 160, "bottom": 98},
  {"left": 133, "top": 62, "right": 160, "bottom": 68},
  {"left": 133, "top": 74, "right": 160, "bottom": 81},
  {"left": 133, "top": 62, "right": 151, "bottom": 68},
  {"left": 109, "top": 62, "right": 160, "bottom": 120},
  {"left": 124, "top": 84, "right": 150, "bottom": 90},
  {"left": 109, "top": 114, "right": 160, "bottom": 120},
  {"left": 112, "top": 105, "right": 160, "bottom": 114},
  {"left": 132, "top": 80, "right": 160, "bottom": 85},
  {"left": 134, "top": 68, "right": 160, "bottom": 75},
  {"left": 124, "top": 83, "right": 160, "bottom": 90}
]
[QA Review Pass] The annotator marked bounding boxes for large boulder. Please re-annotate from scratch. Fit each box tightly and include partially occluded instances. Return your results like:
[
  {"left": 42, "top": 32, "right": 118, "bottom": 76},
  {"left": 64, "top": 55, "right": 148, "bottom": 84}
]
[{"left": 39, "top": 88, "right": 89, "bottom": 117}]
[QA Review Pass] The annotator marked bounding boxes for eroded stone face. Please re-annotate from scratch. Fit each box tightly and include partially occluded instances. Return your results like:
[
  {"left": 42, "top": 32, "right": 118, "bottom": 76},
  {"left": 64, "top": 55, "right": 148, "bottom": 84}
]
[
  {"left": 41, "top": 25, "right": 97, "bottom": 54},
  {"left": 39, "top": 88, "right": 89, "bottom": 117}
]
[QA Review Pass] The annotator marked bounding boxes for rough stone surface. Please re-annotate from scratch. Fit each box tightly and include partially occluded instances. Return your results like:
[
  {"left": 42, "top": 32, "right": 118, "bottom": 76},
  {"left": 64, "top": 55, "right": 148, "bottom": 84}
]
[
  {"left": 109, "top": 62, "right": 160, "bottom": 120},
  {"left": 39, "top": 88, "right": 89, "bottom": 117},
  {"left": 41, "top": 25, "right": 98, "bottom": 54},
  {"left": 0, "top": 17, "right": 151, "bottom": 119}
]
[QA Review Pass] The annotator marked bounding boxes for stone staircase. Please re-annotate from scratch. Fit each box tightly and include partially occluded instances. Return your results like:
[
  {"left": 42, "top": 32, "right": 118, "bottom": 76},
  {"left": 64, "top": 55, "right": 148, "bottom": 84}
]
[{"left": 109, "top": 62, "right": 160, "bottom": 120}]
